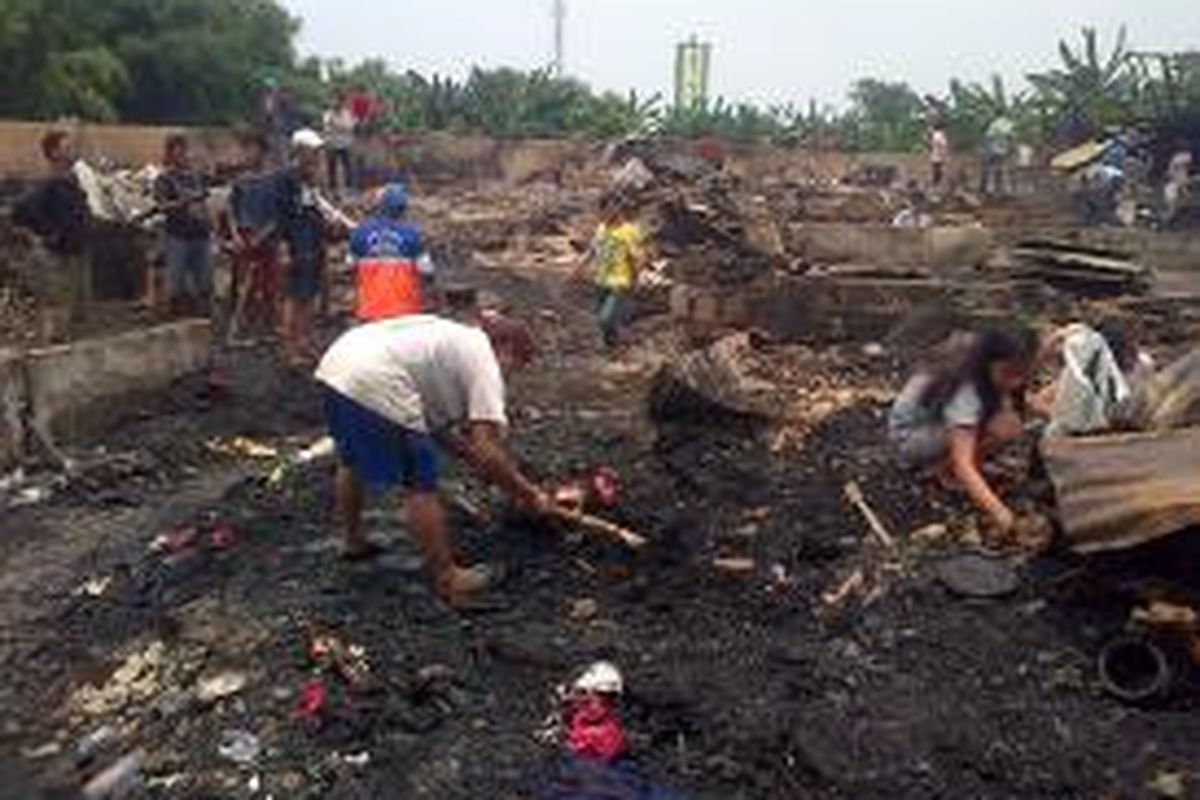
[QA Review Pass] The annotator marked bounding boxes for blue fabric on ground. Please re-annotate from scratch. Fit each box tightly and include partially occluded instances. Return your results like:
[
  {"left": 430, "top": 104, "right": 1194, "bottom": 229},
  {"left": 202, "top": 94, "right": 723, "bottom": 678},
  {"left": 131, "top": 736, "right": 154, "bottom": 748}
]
[{"left": 539, "top": 757, "right": 683, "bottom": 800}]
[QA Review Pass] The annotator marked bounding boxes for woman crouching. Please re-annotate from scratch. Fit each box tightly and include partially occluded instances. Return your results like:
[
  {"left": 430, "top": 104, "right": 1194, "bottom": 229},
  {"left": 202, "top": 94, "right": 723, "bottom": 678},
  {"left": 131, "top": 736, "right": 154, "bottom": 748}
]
[{"left": 888, "top": 326, "right": 1040, "bottom": 534}]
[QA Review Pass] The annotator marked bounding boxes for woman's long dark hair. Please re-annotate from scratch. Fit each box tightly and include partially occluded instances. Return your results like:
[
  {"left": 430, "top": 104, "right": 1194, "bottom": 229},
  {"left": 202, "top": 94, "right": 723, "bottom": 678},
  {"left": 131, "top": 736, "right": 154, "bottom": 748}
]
[{"left": 920, "top": 326, "right": 1040, "bottom": 425}]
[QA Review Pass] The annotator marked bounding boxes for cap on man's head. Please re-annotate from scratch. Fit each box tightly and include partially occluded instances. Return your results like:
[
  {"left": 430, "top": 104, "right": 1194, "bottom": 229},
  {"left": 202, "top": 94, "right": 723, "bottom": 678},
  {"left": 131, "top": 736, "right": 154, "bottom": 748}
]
[
  {"left": 377, "top": 183, "right": 409, "bottom": 217},
  {"left": 291, "top": 128, "right": 325, "bottom": 150}
]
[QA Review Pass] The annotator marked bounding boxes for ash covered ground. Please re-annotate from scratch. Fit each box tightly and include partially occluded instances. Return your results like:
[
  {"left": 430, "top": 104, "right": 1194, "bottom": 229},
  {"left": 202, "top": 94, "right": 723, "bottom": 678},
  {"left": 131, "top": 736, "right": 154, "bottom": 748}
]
[{"left": 2, "top": 175, "right": 1200, "bottom": 800}]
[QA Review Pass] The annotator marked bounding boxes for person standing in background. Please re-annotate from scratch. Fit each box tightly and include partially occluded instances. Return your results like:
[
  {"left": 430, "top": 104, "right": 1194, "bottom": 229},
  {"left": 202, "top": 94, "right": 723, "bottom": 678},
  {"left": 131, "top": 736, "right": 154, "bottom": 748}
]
[
  {"left": 929, "top": 123, "right": 950, "bottom": 190},
  {"left": 12, "top": 131, "right": 92, "bottom": 342},
  {"left": 277, "top": 129, "right": 355, "bottom": 366},
  {"left": 980, "top": 115, "right": 1015, "bottom": 197},
  {"left": 323, "top": 91, "right": 357, "bottom": 198},
  {"left": 227, "top": 130, "right": 282, "bottom": 342},
  {"left": 574, "top": 193, "right": 647, "bottom": 352},
  {"left": 1164, "top": 139, "right": 1194, "bottom": 227},
  {"left": 153, "top": 135, "right": 213, "bottom": 316},
  {"left": 350, "top": 184, "right": 437, "bottom": 322}
]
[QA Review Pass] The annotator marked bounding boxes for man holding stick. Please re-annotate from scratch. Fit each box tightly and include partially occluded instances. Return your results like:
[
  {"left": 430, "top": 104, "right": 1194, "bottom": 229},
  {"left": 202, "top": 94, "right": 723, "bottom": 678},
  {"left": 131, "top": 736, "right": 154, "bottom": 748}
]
[{"left": 314, "top": 293, "right": 550, "bottom": 605}]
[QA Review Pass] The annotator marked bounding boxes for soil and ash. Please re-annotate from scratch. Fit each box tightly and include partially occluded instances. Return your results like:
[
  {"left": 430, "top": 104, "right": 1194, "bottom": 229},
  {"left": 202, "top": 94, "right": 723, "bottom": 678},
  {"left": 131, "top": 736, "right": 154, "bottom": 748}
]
[{"left": 2, "top": 164, "right": 1200, "bottom": 799}]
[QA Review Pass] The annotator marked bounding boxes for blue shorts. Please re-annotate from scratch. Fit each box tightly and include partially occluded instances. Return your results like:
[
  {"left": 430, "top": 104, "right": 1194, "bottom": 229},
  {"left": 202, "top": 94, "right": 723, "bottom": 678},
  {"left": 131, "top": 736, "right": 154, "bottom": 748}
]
[
  {"left": 324, "top": 390, "right": 439, "bottom": 491},
  {"left": 287, "top": 255, "right": 323, "bottom": 301}
]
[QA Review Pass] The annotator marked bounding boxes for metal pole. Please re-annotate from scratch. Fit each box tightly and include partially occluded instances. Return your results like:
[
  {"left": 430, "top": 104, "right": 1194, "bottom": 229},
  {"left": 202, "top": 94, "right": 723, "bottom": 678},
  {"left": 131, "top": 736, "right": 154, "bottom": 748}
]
[{"left": 553, "top": 0, "right": 566, "bottom": 77}]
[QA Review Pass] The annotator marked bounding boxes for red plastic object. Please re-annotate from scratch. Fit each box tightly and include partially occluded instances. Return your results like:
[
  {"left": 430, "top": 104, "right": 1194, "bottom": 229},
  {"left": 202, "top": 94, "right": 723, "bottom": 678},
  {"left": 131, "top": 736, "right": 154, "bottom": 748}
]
[
  {"left": 589, "top": 468, "right": 621, "bottom": 510},
  {"left": 295, "top": 679, "right": 328, "bottom": 720},
  {"left": 208, "top": 524, "right": 238, "bottom": 551},
  {"left": 565, "top": 693, "right": 625, "bottom": 763}
]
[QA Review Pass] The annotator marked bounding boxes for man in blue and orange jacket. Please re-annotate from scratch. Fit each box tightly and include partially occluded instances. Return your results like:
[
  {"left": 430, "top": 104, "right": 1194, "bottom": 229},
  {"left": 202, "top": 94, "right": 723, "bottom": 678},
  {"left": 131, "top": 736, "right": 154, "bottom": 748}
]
[{"left": 350, "top": 184, "right": 435, "bottom": 322}]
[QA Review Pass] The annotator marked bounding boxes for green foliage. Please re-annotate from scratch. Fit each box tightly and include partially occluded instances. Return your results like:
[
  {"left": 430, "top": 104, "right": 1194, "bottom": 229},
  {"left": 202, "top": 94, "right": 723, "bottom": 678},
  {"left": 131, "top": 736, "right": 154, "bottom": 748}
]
[
  {"left": 845, "top": 79, "right": 926, "bottom": 152},
  {"left": 945, "top": 74, "right": 1038, "bottom": 151},
  {"left": 0, "top": 4, "right": 1196, "bottom": 155},
  {"left": 0, "top": 0, "right": 297, "bottom": 124},
  {"left": 1026, "top": 26, "right": 1132, "bottom": 138}
]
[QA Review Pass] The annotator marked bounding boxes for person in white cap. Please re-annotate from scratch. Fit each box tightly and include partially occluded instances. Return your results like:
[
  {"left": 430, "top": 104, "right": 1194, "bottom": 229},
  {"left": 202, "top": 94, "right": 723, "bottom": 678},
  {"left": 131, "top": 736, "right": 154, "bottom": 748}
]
[{"left": 276, "top": 128, "right": 355, "bottom": 365}]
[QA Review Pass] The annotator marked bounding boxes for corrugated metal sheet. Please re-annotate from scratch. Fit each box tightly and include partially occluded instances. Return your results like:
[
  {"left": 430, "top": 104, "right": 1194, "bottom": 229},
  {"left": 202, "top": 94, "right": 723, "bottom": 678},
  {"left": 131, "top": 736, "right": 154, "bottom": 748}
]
[{"left": 1042, "top": 428, "right": 1200, "bottom": 554}]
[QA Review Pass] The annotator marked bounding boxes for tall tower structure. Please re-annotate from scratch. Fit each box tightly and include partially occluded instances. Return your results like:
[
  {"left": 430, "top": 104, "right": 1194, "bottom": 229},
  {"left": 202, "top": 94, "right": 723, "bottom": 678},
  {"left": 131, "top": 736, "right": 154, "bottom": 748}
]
[
  {"left": 552, "top": 0, "right": 566, "bottom": 77},
  {"left": 674, "top": 36, "right": 712, "bottom": 110}
]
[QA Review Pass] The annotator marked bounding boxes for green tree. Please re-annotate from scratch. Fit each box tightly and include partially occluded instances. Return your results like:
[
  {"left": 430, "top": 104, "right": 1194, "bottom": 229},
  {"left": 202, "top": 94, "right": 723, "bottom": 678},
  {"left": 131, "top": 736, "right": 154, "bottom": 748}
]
[
  {"left": 846, "top": 78, "right": 925, "bottom": 151},
  {"left": 0, "top": 0, "right": 298, "bottom": 124},
  {"left": 1027, "top": 26, "right": 1132, "bottom": 141}
]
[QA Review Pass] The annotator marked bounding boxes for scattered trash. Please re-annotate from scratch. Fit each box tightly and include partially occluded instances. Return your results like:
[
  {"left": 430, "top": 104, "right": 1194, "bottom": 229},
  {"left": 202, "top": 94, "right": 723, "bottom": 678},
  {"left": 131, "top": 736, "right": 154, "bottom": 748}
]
[
  {"left": 565, "top": 662, "right": 627, "bottom": 763},
  {"left": 821, "top": 568, "right": 867, "bottom": 608},
  {"left": 566, "top": 691, "right": 626, "bottom": 763},
  {"left": 309, "top": 634, "right": 373, "bottom": 691},
  {"left": 196, "top": 670, "right": 248, "bottom": 705},
  {"left": 588, "top": 467, "right": 621, "bottom": 510},
  {"left": 217, "top": 729, "right": 262, "bottom": 765},
  {"left": 295, "top": 679, "right": 328, "bottom": 722},
  {"left": 712, "top": 556, "right": 755, "bottom": 577},
  {"left": 75, "top": 576, "right": 114, "bottom": 598},
  {"left": 554, "top": 467, "right": 622, "bottom": 514},
  {"left": 1147, "top": 770, "right": 1188, "bottom": 800},
  {"left": 20, "top": 741, "right": 61, "bottom": 761},
  {"left": 206, "top": 436, "right": 279, "bottom": 460},
  {"left": 1131, "top": 601, "right": 1198, "bottom": 631},
  {"left": 268, "top": 436, "right": 337, "bottom": 486},
  {"left": 416, "top": 663, "right": 456, "bottom": 687},
  {"left": 83, "top": 752, "right": 143, "bottom": 800},
  {"left": 208, "top": 523, "right": 238, "bottom": 551},
  {"left": 71, "top": 641, "right": 167, "bottom": 719},
  {"left": 150, "top": 526, "right": 199, "bottom": 555},
  {"left": 342, "top": 751, "right": 371, "bottom": 768},
  {"left": 910, "top": 523, "right": 950, "bottom": 545},
  {"left": 74, "top": 725, "right": 116, "bottom": 767},
  {"left": 843, "top": 481, "right": 896, "bottom": 548},
  {"left": 935, "top": 553, "right": 1020, "bottom": 598},
  {"left": 568, "top": 597, "right": 599, "bottom": 621},
  {"left": 574, "top": 661, "right": 624, "bottom": 696},
  {"left": 768, "top": 563, "right": 793, "bottom": 592},
  {"left": 10, "top": 485, "right": 51, "bottom": 509},
  {"left": 1098, "top": 635, "right": 1171, "bottom": 704},
  {"left": 861, "top": 342, "right": 886, "bottom": 358}
]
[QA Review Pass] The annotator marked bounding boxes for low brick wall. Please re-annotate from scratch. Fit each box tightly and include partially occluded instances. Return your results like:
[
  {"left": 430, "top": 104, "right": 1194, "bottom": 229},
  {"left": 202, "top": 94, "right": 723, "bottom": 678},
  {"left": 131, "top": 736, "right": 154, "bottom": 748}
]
[
  {"left": 0, "top": 320, "right": 211, "bottom": 470},
  {"left": 0, "top": 349, "right": 24, "bottom": 467},
  {"left": 789, "top": 223, "right": 995, "bottom": 272},
  {"left": 0, "top": 120, "right": 238, "bottom": 179}
]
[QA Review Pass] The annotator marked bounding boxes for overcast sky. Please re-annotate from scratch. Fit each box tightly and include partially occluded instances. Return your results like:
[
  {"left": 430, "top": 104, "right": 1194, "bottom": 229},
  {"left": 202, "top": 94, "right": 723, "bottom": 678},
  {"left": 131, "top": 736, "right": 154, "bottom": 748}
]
[{"left": 279, "top": 0, "right": 1198, "bottom": 109}]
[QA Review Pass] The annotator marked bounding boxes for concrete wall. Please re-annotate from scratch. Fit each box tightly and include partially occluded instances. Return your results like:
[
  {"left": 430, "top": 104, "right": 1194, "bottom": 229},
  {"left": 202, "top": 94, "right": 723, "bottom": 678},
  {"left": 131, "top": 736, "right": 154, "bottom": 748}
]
[
  {"left": 789, "top": 223, "right": 995, "bottom": 272},
  {"left": 0, "top": 349, "right": 24, "bottom": 467},
  {"left": 0, "top": 320, "right": 211, "bottom": 470},
  {"left": 0, "top": 118, "right": 956, "bottom": 187},
  {"left": 0, "top": 120, "right": 239, "bottom": 179}
]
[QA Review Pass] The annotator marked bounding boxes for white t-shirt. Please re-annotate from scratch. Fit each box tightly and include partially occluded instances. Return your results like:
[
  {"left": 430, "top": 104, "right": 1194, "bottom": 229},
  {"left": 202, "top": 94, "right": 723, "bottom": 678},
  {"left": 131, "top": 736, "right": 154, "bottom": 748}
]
[
  {"left": 315, "top": 315, "right": 507, "bottom": 433},
  {"left": 929, "top": 129, "right": 949, "bottom": 164},
  {"left": 323, "top": 107, "right": 357, "bottom": 151}
]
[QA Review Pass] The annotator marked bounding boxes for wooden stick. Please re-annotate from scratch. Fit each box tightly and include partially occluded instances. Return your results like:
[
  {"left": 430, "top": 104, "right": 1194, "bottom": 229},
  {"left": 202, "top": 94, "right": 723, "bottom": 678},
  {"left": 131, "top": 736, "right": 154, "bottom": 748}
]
[
  {"left": 548, "top": 507, "right": 647, "bottom": 550},
  {"left": 843, "top": 481, "right": 896, "bottom": 549}
]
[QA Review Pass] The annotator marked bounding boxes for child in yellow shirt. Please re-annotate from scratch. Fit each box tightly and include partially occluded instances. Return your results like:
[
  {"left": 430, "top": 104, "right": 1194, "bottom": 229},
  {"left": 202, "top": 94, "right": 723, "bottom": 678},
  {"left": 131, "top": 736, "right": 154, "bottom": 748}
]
[{"left": 576, "top": 195, "right": 646, "bottom": 350}]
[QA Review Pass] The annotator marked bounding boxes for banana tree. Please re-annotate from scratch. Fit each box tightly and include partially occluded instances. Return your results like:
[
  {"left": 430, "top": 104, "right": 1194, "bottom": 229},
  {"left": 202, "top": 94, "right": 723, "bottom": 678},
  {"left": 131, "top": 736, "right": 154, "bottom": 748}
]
[
  {"left": 1027, "top": 26, "right": 1133, "bottom": 141},
  {"left": 945, "top": 74, "right": 1039, "bottom": 151}
]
